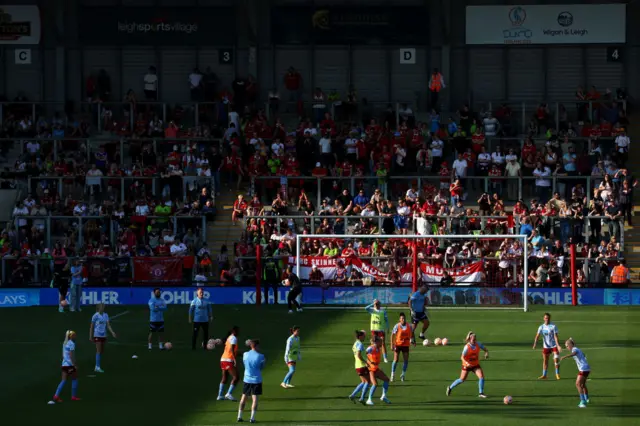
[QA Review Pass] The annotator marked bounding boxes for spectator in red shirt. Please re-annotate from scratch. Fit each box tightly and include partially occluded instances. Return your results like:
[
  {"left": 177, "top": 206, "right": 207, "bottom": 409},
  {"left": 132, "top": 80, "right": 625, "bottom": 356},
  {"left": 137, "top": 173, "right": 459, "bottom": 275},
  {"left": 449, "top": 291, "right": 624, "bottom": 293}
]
[
  {"left": 232, "top": 194, "right": 248, "bottom": 224},
  {"left": 283, "top": 66, "right": 303, "bottom": 113}
]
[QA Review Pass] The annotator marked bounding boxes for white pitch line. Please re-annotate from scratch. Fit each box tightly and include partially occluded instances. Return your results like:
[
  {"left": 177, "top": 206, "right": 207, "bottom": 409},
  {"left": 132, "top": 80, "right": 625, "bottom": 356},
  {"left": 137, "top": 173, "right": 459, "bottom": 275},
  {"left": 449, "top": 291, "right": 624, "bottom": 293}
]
[{"left": 110, "top": 310, "right": 130, "bottom": 321}]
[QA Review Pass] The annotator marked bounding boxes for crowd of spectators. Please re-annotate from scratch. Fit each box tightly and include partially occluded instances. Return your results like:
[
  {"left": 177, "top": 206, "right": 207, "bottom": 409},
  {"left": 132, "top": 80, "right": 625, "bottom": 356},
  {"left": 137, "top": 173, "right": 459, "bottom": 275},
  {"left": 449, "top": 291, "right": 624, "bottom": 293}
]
[
  {"left": 230, "top": 85, "right": 633, "bottom": 288},
  {"left": 1, "top": 76, "right": 633, "bottom": 288},
  {"left": 1, "top": 86, "right": 233, "bottom": 286}
]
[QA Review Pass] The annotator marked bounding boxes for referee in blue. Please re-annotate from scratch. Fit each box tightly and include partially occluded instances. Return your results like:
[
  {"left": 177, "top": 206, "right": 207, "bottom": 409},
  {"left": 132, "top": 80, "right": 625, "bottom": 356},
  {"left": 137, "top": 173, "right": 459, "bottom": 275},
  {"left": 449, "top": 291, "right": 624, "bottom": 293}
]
[
  {"left": 237, "top": 338, "right": 265, "bottom": 423},
  {"left": 189, "top": 287, "right": 212, "bottom": 350}
]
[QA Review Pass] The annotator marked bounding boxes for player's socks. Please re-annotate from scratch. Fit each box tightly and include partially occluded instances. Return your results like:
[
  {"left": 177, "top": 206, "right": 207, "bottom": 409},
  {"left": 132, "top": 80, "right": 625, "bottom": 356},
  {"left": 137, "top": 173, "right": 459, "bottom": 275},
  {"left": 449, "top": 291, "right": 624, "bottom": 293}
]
[
  {"left": 402, "top": 360, "right": 408, "bottom": 375},
  {"left": 360, "top": 383, "right": 369, "bottom": 400},
  {"left": 71, "top": 380, "right": 78, "bottom": 398},
  {"left": 218, "top": 383, "right": 226, "bottom": 398},
  {"left": 419, "top": 333, "right": 425, "bottom": 339},
  {"left": 542, "top": 369, "right": 547, "bottom": 377},
  {"left": 250, "top": 410, "right": 256, "bottom": 421},
  {"left": 391, "top": 361, "right": 397, "bottom": 373},
  {"left": 382, "top": 381, "right": 389, "bottom": 397},
  {"left": 283, "top": 365, "right": 295, "bottom": 384},
  {"left": 54, "top": 380, "right": 66, "bottom": 397},
  {"left": 95, "top": 353, "right": 101, "bottom": 369},
  {"left": 368, "top": 384, "right": 377, "bottom": 399},
  {"left": 585, "top": 393, "right": 589, "bottom": 402},
  {"left": 478, "top": 378, "right": 485, "bottom": 395},
  {"left": 159, "top": 342, "right": 164, "bottom": 350},
  {"left": 228, "top": 384, "right": 236, "bottom": 395},
  {"left": 449, "top": 378, "right": 463, "bottom": 390},
  {"left": 148, "top": 343, "right": 152, "bottom": 350},
  {"left": 350, "top": 383, "right": 364, "bottom": 398}
]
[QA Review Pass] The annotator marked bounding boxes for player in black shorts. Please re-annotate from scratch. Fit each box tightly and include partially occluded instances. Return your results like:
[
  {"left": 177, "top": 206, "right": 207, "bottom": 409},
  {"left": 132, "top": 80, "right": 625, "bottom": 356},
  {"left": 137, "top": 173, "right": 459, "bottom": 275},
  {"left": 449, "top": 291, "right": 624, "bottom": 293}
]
[
  {"left": 148, "top": 288, "right": 167, "bottom": 350},
  {"left": 51, "top": 271, "right": 70, "bottom": 313}
]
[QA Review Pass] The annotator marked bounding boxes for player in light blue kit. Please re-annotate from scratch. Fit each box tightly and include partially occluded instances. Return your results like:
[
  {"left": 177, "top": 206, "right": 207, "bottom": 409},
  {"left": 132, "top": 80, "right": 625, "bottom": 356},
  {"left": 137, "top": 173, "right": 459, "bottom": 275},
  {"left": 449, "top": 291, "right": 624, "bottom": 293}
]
[
  {"left": 50, "top": 330, "right": 80, "bottom": 403},
  {"left": 281, "top": 326, "right": 301, "bottom": 388},
  {"left": 148, "top": 288, "right": 167, "bottom": 350},
  {"left": 408, "top": 285, "right": 430, "bottom": 340},
  {"left": 189, "top": 287, "right": 212, "bottom": 350},
  {"left": 89, "top": 303, "right": 117, "bottom": 373},
  {"left": 560, "top": 338, "right": 591, "bottom": 408},
  {"left": 238, "top": 339, "right": 266, "bottom": 423},
  {"left": 532, "top": 312, "right": 561, "bottom": 379}
]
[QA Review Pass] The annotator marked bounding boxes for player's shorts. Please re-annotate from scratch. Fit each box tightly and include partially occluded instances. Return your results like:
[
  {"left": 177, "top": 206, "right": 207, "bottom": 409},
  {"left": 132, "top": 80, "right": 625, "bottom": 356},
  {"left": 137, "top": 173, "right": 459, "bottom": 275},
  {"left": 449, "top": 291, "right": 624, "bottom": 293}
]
[
  {"left": 61, "top": 366, "right": 77, "bottom": 374},
  {"left": 578, "top": 370, "right": 590, "bottom": 378},
  {"left": 411, "top": 311, "right": 428, "bottom": 323},
  {"left": 242, "top": 382, "right": 263, "bottom": 396},
  {"left": 356, "top": 367, "right": 369, "bottom": 377},
  {"left": 149, "top": 321, "right": 165, "bottom": 332},
  {"left": 93, "top": 337, "right": 106, "bottom": 343},
  {"left": 371, "top": 330, "right": 385, "bottom": 339},
  {"left": 220, "top": 361, "right": 235, "bottom": 371},
  {"left": 287, "top": 361, "right": 296, "bottom": 366},
  {"left": 542, "top": 347, "right": 559, "bottom": 356},
  {"left": 463, "top": 364, "right": 481, "bottom": 373},
  {"left": 394, "top": 346, "right": 410, "bottom": 354}
]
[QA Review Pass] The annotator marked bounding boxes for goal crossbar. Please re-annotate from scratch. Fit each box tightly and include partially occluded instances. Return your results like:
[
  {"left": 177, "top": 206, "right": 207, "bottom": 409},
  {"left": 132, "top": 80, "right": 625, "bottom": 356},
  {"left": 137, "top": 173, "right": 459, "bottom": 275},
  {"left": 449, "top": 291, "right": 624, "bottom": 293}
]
[{"left": 295, "top": 234, "right": 529, "bottom": 312}]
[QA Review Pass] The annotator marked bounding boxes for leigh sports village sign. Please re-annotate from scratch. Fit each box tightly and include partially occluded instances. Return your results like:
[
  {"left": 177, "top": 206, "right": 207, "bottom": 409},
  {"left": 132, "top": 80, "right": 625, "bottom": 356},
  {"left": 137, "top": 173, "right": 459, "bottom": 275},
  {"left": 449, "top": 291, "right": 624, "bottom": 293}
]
[{"left": 466, "top": 4, "right": 626, "bottom": 45}]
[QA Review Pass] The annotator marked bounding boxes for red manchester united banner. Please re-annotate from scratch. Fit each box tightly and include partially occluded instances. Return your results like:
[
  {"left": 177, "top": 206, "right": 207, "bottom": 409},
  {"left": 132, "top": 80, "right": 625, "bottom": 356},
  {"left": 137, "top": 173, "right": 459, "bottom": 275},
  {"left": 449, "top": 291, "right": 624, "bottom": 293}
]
[{"left": 133, "top": 257, "right": 184, "bottom": 284}]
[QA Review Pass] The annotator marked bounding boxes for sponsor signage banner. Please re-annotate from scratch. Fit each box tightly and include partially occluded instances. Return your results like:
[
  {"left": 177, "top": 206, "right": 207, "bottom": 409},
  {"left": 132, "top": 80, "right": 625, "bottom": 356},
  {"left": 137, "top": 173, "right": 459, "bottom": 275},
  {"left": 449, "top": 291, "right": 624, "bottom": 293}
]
[
  {"left": 132, "top": 257, "right": 186, "bottom": 285},
  {"left": 0, "top": 287, "right": 616, "bottom": 308},
  {"left": 0, "top": 289, "right": 40, "bottom": 307},
  {"left": 466, "top": 4, "right": 626, "bottom": 45},
  {"left": 0, "top": 6, "right": 41, "bottom": 45},
  {"left": 271, "top": 6, "right": 429, "bottom": 45},
  {"left": 78, "top": 7, "right": 235, "bottom": 45},
  {"left": 604, "top": 289, "right": 640, "bottom": 306},
  {"left": 324, "top": 287, "right": 604, "bottom": 306},
  {"left": 38, "top": 287, "right": 324, "bottom": 306}
]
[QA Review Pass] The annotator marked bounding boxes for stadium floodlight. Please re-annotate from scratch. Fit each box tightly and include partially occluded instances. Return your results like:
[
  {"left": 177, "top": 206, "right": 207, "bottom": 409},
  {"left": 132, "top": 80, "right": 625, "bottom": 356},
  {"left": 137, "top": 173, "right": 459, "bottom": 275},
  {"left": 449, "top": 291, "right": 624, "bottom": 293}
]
[{"left": 295, "top": 234, "right": 529, "bottom": 312}]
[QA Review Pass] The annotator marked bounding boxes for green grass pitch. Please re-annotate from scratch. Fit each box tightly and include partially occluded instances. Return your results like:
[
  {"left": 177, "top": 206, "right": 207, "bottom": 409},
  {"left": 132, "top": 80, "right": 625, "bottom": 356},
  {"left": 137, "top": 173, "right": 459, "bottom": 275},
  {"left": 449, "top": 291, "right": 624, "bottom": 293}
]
[{"left": 0, "top": 305, "right": 639, "bottom": 426}]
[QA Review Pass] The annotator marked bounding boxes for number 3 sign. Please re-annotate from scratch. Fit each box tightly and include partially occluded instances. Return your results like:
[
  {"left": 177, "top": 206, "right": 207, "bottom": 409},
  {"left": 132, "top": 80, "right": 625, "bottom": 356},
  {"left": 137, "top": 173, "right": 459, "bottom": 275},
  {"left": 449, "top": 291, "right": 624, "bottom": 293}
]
[{"left": 219, "top": 49, "right": 234, "bottom": 65}]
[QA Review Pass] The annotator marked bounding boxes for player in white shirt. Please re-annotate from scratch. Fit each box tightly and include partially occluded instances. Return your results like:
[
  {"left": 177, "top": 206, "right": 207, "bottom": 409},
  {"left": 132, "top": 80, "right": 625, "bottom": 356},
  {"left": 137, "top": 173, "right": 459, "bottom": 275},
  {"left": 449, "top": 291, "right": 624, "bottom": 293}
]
[
  {"left": 532, "top": 312, "right": 561, "bottom": 380},
  {"left": 560, "top": 338, "right": 591, "bottom": 408},
  {"left": 50, "top": 330, "right": 80, "bottom": 403},
  {"left": 89, "top": 303, "right": 117, "bottom": 373}
]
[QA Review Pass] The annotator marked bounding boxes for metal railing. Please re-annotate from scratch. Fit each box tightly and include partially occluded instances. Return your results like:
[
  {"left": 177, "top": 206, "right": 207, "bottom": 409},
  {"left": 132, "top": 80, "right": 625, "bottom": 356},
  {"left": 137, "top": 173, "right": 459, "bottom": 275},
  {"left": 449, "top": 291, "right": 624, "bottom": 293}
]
[
  {"left": 11, "top": 214, "right": 207, "bottom": 250},
  {"left": 244, "top": 213, "right": 623, "bottom": 249},
  {"left": 471, "top": 99, "right": 627, "bottom": 135},
  {"left": 27, "top": 175, "right": 217, "bottom": 204},
  {"left": 0, "top": 101, "right": 231, "bottom": 131},
  {"left": 252, "top": 175, "right": 600, "bottom": 209}
]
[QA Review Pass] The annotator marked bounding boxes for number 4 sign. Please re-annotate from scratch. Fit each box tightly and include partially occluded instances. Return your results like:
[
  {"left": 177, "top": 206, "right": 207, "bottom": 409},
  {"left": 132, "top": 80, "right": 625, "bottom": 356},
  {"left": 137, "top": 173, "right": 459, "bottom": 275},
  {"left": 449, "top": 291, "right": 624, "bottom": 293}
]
[
  {"left": 219, "top": 48, "right": 234, "bottom": 65},
  {"left": 607, "top": 46, "right": 622, "bottom": 63}
]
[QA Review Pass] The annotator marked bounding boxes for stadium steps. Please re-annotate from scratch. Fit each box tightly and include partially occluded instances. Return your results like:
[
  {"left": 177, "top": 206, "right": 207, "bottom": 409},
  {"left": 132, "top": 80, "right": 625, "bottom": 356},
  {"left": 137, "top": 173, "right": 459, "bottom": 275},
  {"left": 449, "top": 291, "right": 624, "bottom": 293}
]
[
  {"left": 206, "top": 189, "right": 246, "bottom": 271},
  {"left": 622, "top": 110, "right": 640, "bottom": 284}
]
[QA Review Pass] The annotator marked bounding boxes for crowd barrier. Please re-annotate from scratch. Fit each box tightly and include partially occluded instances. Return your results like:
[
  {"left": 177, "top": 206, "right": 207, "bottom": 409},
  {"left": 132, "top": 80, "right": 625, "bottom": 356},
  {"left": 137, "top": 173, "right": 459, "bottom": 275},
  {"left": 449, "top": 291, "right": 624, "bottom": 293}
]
[
  {"left": 254, "top": 175, "right": 602, "bottom": 207},
  {"left": 471, "top": 99, "right": 627, "bottom": 135},
  {"left": 11, "top": 215, "right": 207, "bottom": 253},
  {"left": 0, "top": 286, "right": 637, "bottom": 307}
]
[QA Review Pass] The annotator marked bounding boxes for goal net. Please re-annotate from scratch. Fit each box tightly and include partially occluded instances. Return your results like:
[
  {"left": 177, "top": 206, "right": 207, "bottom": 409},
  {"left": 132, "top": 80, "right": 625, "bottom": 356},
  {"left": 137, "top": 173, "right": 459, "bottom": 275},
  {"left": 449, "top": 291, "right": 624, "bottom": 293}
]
[{"left": 293, "top": 234, "right": 530, "bottom": 311}]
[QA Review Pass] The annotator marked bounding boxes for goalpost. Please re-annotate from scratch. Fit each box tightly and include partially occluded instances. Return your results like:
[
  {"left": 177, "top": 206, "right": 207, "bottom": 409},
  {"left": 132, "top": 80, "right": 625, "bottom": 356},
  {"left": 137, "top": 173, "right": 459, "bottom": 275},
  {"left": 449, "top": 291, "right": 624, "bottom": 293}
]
[{"left": 295, "top": 234, "right": 530, "bottom": 312}]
